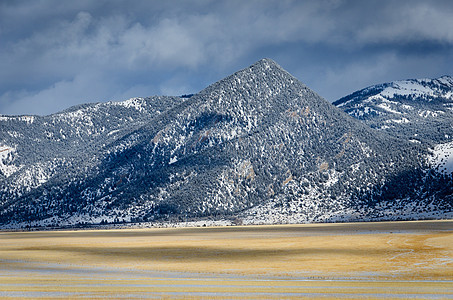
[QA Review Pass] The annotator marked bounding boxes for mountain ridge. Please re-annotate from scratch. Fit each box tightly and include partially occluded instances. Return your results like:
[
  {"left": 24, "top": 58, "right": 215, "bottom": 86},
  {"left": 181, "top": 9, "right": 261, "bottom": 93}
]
[
  {"left": 334, "top": 75, "right": 453, "bottom": 145},
  {"left": 1, "top": 59, "right": 451, "bottom": 229}
]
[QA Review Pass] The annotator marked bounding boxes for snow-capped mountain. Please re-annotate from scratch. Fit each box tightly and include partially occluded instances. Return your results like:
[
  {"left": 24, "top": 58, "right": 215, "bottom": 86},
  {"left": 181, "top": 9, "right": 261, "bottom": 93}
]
[
  {"left": 334, "top": 76, "right": 453, "bottom": 178},
  {"left": 334, "top": 76, "right": 453, "bottom": 144},
  {"left": 1, "top": 59, "right": 451, "bottom": 228}
]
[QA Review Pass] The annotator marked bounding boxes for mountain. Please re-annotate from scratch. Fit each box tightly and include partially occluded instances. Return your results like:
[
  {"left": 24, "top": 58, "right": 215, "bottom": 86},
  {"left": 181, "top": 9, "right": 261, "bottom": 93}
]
[
  {"left": 334, "top": 76, "right": 453, "bottom": 145},
  {"left": 334, "top": 76, "right": 453, "bottom": 177},
  {"left": 1, "top": 59, "right": 451, "bottom": 228}
]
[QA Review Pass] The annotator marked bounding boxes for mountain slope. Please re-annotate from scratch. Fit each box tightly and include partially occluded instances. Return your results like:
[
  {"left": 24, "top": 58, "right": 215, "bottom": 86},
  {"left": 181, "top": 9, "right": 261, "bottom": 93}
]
[
  {"left": 0, "top": 96, "right": 183, "bottom": 191},
  {"left": 334, "top": 76, "right": 453, "bottom": 144},
  {"left": 1, "top": 59, "right": 451, "bottom": 228},
  {"left": 334, "top": 76, "right": 453, "bottom": 177}
]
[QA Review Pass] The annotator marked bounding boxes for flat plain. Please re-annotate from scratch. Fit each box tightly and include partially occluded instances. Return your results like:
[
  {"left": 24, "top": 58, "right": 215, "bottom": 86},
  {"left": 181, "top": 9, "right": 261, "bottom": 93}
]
[{"left": 0, "top": 220, "right": 452, "bottom": 299}]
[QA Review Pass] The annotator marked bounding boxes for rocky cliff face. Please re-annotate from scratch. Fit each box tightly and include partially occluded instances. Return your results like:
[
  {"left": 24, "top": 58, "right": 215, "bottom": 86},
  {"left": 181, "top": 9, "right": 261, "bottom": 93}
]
[{"left": 1, "top": 59, "right": 451, "bottom": 228}]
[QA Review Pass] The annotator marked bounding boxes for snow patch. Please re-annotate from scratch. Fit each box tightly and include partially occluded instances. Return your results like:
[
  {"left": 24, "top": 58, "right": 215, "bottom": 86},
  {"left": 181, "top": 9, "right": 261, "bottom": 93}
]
[
  {"left": 111, "top": 97, "right": 147, "bottom": 112},
  {"left": 376, "top": 103, "right": 401, "bottom": 114},
  {"left": 381, "top": 81, "right": 435, "bottom": 99},
  {"left": 429, "top": 141, "right": 453, "bottom": 174},
  {"left": 107, "top": 129, "right": 120, "bottom": 136},
  {"left": 336, "top": 99, "right": 353, "bottom": 107},
  {"left": 418, "top": 110, "right": 442, "bottom": 118},
  {"left": 0, "top": 146, "right": 19, "bottom": 177},
  {"left": 0, "top": 116, "right": 35, "bottom": 124},
  {"left": 385, "top": 118, "right": 409, "bottom": 124}
]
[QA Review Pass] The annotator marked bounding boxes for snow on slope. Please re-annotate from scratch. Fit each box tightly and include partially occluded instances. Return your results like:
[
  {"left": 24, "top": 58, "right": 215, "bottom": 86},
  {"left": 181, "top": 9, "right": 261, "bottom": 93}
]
[
  {"left": 0, "top": 146, "right": 18, "bottom": 177},
  {"left": 429, "top": 141, "right": 453, "bottom": 174},
  {"left": 1, "top": 59, "right": 452, "bottom": 229},
  {"left": 334, "top": 75, "right": 453, "bottom": 144},
  {"left": 380, "top": 76, "right": 453, "bottom": 100}
]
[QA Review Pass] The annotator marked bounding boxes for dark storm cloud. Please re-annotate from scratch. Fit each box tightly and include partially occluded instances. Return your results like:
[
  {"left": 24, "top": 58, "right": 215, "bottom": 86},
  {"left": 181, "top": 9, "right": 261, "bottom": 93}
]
[{"left": 1, "top": 0, "right": 452, "bottom": 115}]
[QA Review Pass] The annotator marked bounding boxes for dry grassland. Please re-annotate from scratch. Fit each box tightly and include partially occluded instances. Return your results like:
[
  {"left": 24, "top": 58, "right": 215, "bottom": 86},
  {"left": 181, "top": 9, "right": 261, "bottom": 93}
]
[{"left": 1, "top": 220, "right": 452, "bottom": 298}]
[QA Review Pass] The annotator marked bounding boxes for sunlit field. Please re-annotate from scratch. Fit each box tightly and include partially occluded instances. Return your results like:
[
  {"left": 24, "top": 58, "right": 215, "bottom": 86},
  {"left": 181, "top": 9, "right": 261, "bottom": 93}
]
[{"left": 1, "top": 220, "right": 452, "bottom": 299}]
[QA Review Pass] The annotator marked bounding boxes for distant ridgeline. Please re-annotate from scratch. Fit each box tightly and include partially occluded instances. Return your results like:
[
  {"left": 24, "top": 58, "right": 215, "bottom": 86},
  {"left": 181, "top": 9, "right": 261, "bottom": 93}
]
[
  {"left": 334, "top": 75, "right": 453, "bottom": 145},
  {"left": 0, "top": 59, "right": 451, "bottom": 229}
]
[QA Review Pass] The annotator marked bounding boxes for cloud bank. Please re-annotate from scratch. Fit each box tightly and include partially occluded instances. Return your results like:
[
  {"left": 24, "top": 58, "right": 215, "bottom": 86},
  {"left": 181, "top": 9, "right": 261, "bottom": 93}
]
[{"left": 1, "top": 0, "right": 452, "bottom": 115}]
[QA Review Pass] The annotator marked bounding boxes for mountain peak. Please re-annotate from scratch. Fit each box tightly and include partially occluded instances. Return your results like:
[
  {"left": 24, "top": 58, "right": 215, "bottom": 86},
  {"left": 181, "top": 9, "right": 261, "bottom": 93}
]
[
  {"left": 244, "top": 58, "right": 289, "bottom": 77},
  {"left": 199, "top": 58, "right": 304, "bottom": 98},
  {"left": 251, "top": 57, "right": 281, "bottom": 69}
]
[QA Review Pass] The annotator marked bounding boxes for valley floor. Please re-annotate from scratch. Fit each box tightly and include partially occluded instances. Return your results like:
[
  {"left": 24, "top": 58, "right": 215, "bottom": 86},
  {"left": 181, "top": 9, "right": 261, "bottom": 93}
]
[{"left": 0, "top": 220, "right": 452, "bottom": 299}]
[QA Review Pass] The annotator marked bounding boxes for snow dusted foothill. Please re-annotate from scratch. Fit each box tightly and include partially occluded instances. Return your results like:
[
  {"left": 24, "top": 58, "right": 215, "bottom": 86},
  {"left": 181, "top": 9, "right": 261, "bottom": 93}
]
[{"left": 0, "top": 59, "right": 451, "bottom": 230}]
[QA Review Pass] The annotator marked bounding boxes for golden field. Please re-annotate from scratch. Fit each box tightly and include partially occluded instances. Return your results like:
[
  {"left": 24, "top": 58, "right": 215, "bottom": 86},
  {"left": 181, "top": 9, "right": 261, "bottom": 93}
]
[{"left": 0, "top": 220, "right": 452, "bottom": 299}]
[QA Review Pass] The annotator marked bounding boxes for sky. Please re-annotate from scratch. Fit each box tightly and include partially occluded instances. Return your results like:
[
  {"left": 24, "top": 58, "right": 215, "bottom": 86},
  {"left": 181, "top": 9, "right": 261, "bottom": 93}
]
[{"left": 1, "top": 0, "right": 453, "bottom": 116}]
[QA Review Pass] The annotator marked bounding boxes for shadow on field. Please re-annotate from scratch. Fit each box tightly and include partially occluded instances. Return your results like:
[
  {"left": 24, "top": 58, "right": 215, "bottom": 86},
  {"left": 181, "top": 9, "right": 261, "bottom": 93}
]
[{"left": 18, "top": 245, "right": 408, "bottom": 262}]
